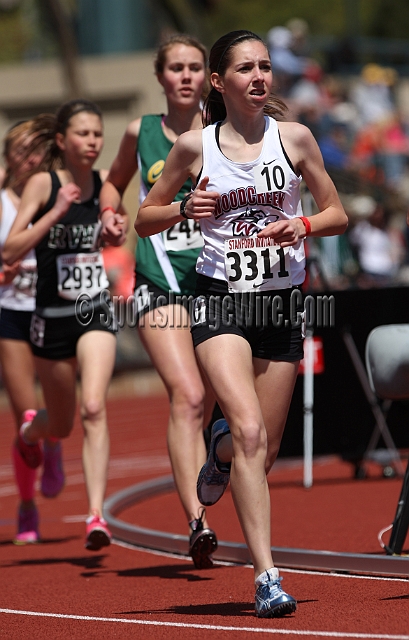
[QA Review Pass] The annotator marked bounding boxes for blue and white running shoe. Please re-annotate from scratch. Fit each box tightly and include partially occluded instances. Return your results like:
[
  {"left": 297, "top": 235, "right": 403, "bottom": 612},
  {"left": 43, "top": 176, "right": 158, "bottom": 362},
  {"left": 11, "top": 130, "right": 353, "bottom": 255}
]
[{"left": 255, "top": 573, "right": 297, "bottom": 618}]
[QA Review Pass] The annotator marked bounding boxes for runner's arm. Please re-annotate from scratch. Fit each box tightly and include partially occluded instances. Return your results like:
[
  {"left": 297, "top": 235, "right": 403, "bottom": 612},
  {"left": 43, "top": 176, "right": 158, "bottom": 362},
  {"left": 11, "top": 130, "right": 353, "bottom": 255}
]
[
  {"left": 3, "top": 173, "right": 80, "bottom": 264},
  {"left": 136, "top": 130, "right": 218, "bottom": 237}
]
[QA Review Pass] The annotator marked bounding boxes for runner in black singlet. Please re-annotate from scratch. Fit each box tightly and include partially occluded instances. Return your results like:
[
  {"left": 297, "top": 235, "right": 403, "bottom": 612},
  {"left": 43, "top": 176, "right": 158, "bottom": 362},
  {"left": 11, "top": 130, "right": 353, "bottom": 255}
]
[{"left": 3, "top": 100, "right": 127, "bottom": 551}]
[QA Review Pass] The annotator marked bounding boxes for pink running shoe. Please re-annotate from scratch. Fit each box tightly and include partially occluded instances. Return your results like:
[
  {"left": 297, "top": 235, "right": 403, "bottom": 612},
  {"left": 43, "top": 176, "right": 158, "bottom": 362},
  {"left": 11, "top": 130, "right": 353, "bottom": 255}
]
[
  {"left": 85, "top": 514, "right": 111, "bottom": 551},
  {"left": 41, "top": 441, "right": 65, "bottom": 498},
  {"left": 14, "top": 504, "right": 40, "bottom": 545},
  {"left": 18, "top": 410, "right": 43, "bottom": 469}
]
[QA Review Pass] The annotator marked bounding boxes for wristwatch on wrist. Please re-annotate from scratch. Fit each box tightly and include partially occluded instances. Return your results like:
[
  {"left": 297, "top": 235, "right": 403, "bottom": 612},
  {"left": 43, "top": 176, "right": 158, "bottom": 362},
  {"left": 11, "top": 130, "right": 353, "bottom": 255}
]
[{"left": 179, "top": 194, "right": 192, "bottom": 219}]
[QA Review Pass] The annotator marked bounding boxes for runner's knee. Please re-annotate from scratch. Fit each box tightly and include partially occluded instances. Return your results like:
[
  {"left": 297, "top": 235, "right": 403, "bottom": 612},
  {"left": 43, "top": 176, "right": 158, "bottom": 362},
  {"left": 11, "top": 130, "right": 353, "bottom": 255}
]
[
  {"left": 80, "top": 397, "right": 106, "bottom": 425},
  {"left": 170, "top": 381, "right": 205, "bottom": 417},
  {"left": 232, "top": 421, "right": 267, "bottom": 459}
]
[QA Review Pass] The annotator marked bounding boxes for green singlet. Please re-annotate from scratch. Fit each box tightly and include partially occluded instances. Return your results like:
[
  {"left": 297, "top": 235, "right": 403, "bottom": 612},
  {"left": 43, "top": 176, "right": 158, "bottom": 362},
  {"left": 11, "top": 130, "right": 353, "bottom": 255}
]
[{"left": 135, "top": 114, "right": 203, "bottom": 295}]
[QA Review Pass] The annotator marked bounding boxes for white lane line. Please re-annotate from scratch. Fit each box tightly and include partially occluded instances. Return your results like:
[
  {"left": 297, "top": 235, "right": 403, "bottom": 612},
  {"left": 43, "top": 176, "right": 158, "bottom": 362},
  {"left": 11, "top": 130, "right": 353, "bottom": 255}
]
[
  {"left": 281, "top": 568, "right": 409, "bottom": 583},
  {"left": 1, "top": 609, "right": 409, "bottom": 638},
  {"left": 62, "top": 514, "right": 88, "bottom": 523}
]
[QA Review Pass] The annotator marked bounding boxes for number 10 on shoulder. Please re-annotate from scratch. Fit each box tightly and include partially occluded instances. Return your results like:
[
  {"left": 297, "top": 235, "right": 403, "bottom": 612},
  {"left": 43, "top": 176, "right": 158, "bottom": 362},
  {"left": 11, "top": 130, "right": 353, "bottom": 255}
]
[{"left": 253, "top": 160, "right": 290, "bottom": 194}]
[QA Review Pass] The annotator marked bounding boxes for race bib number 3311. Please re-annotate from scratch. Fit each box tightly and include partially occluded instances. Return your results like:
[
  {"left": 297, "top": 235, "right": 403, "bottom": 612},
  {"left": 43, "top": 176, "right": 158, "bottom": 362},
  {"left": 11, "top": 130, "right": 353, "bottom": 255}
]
[{"left": 224, "top": 237, "right": 292, "bottom": 292}]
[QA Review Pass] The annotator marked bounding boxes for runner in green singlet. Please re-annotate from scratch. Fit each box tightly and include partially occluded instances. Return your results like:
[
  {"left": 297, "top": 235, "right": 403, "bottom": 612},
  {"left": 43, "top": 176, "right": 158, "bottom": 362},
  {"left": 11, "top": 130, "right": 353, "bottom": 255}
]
[{"left": 99, "top": 35, "right": 218, "bottom": 569}]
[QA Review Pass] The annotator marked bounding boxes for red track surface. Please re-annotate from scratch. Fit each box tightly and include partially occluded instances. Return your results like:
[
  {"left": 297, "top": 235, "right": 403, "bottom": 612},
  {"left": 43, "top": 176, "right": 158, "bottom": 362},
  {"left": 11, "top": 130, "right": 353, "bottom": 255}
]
[{"left": 1, "top": 374, "right": 409, "bottom": 639}]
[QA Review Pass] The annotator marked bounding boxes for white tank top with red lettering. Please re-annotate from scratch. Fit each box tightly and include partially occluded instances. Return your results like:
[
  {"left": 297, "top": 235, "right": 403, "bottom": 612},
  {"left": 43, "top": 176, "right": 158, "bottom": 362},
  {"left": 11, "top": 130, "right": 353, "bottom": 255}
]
[{"left": 196, "top": 116, "right": 306, "bottom": 290}]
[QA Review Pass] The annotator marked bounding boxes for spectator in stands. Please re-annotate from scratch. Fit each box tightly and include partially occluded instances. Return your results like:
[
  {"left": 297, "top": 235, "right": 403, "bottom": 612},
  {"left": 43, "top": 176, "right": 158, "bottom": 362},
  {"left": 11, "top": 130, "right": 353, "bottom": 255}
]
[
  {"left": 348, "top": 196, "right": 405, "bottom": 287},
  {"left": 267, "top": 26, "right": 304, "bottom": 96},
  {"left": 286, "top": 17, "right": 311, "bottom": 60},
  {"left": 350, "top": 64, "right": 397, "bottom": 129},
  {"left": 319, "top": 122, "right": 350, "bottom": 171}
]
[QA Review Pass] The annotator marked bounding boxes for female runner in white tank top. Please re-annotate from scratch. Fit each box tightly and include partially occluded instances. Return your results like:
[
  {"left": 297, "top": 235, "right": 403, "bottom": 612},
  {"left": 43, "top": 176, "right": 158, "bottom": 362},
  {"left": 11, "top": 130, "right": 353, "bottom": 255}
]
[
  {"left": 0, "top": 116, "right": 64, "bottom": 544},
  {"left": 136, "top": 30, "right": 348, "bottom": 617}
]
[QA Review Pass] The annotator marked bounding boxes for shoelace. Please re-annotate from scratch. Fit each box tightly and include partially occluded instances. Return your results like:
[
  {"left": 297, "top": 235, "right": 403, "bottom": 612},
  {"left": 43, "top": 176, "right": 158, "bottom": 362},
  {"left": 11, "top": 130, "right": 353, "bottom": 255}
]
[
  {"left": 261, "top": 579, "right": 284, "bottom": 598},
  {"left": 189, "top": 506, "right": 207, "bottom": 533},
  {"left": 257, "top": 572, "right": 283, "bottom": 591}
]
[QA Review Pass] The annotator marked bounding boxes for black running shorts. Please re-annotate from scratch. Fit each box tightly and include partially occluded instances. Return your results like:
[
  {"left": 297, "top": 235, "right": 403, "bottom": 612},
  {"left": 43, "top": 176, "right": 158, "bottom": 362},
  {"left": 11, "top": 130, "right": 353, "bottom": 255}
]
[
  {"left": 190, "top": 274, "right": 304, "bottom": 362},
  {"left": 30, "top": 307, "right": 116, "bottom": 360},
  {"left": 0, "top": 307, "right": 32, "bottom": 342}
]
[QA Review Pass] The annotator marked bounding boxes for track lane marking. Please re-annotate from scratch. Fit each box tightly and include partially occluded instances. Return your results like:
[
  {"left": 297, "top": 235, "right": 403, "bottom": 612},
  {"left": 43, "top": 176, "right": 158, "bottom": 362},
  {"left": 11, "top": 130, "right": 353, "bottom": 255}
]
[{"left": 1, "top": 609, "right": 409, "bottom": 638}]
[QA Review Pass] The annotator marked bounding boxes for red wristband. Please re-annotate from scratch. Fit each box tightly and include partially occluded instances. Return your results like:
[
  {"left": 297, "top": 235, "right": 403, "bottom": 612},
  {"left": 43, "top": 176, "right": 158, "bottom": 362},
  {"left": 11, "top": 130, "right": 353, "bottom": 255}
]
[
  {"left": 100, "top": 206, "right": 117, "bottom": 220},
  {"left": 299, "top": 216, "right": 311, "bottom": 237}
]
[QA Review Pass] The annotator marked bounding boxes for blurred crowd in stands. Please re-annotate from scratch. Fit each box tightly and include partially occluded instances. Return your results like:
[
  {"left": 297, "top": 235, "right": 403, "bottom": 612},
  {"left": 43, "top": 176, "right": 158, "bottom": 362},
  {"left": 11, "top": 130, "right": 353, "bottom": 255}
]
[{"left": 268, "top": 18, "right": 409, "bottom": 291}]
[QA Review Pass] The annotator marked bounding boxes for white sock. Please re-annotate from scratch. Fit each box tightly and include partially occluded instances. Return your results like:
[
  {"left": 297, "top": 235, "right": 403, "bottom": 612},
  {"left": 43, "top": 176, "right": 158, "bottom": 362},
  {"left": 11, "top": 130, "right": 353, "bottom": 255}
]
[{"left": 255, "top": 567, "right": 279, "bottom": 586}]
